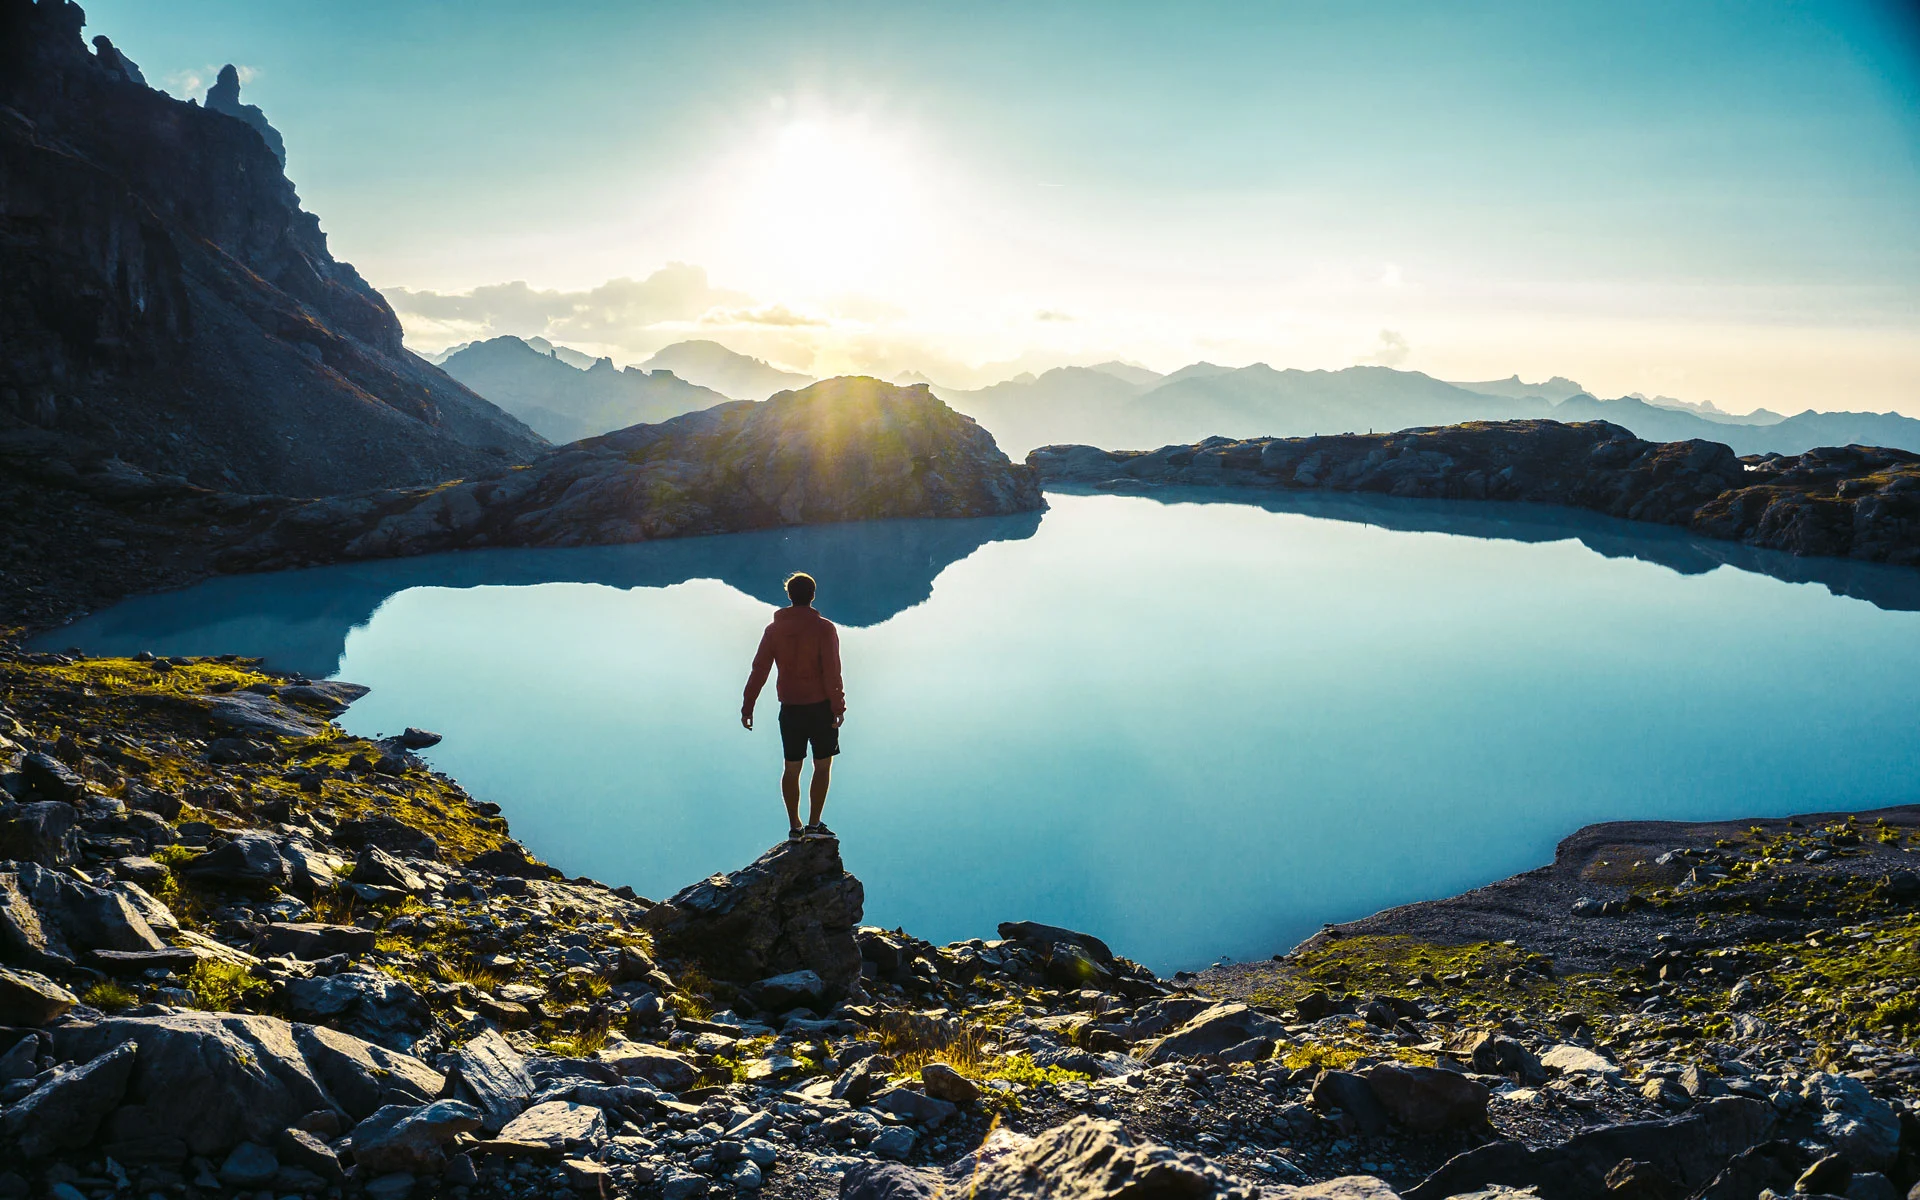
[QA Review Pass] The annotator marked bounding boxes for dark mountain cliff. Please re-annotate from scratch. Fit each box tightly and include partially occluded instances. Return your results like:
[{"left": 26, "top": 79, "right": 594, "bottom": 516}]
[{"left": 0, "top": 0, "right": 544, "bottom": 495}]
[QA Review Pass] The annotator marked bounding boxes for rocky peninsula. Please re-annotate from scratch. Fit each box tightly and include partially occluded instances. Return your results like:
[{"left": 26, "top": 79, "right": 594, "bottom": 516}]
[
  {"left": 0, "top": 377, "right": 1043, "bottom": 634},
  {"left": 1030, "top": 421, "right": 1920, "bottom": 566},
  {"left": 0, "top": 648, "right": 1915, "bottom": 1200}
]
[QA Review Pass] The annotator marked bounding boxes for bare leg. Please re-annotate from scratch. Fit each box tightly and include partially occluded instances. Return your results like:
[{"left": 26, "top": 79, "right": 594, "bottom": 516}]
[
  {"left": 782, "top": 760, "right": 804, "bottom": 831},
  {"left": 808, "top": 755, "right": 834, "bottom": 825}
]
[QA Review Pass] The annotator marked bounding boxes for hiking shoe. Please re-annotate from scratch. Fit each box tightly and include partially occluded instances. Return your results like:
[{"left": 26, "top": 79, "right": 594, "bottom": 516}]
[
  {"left": 803, "top": 822, "right": 836, "bottom": 841},
  {"left": 787, "top": 826, "right": 806, "bottom": 842}
]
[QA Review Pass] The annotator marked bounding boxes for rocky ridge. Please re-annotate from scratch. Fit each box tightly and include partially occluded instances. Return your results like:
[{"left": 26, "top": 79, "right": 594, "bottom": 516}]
[
  {"left": 0, "top": 648, "right": 1915, "bottom": 1200},
  {"left": 0, "top": 377, "right": 1043, "bottom": 633},
  {"left": 0, "top": 0, "right": 546, "bottom": 496},
  {"left": 1031, "top": 420, "right": 1920, "bottom": 565}
]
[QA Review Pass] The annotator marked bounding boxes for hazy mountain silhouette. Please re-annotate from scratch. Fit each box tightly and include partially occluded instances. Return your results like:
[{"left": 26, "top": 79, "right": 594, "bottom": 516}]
[
  {"left": 939, "top": 362, "right": 1920, "bottom": 459},
  {"left": 1050, "top": 484, "right": 1920, "bottom": 615},
  {"left": 938, "top": 364, "right": 1543, "bottom": 455},
  {"left": 639, "top": 340, "right": 814, "bottom": 400},
  {"left": 39, "top": 511, "right": 1045, "bottom": 678},
  {"left": 1449, "top": 374, "right": 1589, "bottom": 404},
  {"left": 440, "top": 335, "right": 732, "bottom": 442}
]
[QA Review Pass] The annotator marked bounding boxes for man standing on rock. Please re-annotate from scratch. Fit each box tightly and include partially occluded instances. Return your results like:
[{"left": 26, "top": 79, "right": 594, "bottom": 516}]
[{"left": 742, "top": 572, "right": 845, "bottom": 842}]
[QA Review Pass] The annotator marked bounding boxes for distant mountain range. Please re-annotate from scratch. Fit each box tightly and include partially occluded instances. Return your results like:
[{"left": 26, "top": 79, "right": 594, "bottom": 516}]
[
  {"left": 931, "top": 366, "right": 1920, "bottom": 459},
  {"left": 637, "top": 340, "right": 814, "bottom": 400},
  {"left": 439, "top": 337, "right": 732, "bottom": 443}
]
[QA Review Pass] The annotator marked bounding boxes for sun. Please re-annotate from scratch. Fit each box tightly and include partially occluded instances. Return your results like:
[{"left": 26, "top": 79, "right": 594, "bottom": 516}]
[{"left": 720, "top": 112, "right": 927, "bottom": 295}]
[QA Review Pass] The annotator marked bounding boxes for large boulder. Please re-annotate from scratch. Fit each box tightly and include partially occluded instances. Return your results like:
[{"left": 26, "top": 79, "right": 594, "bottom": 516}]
[
  {"left": 50, "top": 1011, "right": 435, "bottom": 1159},
  {"left": 1365, "top": 1063, "right": 1489, "bottom": 1132},
  {"left": 1140, "top": 1002, "right": 1290, "bottom": 1063},
  {"left": 351, "top": 845, "right": 425, "bottom": 893},
  {"left": 602, "top": 1041, "right": 698, "bottom": 1092},
  {"left": 0, "top": 860, "right": 167, "bottom": 968},
  {"left": 497, "top": 1100, "right": 608, "bottom": 1152},
  {"left": 293, "top": 1024, "right": 444, "bottom": 1120},
  {"left": 253, "top": 922, "right": 377, "bottom": 960},
  {"left": 0, "top": 801, "right": 79, "bottom": 865},
  {"left": 0, "top": 964, "right": 77, "bottom": 1024},
  {"left": 956, "top": 1116, "right": 1260, "bottom": 1199},
  {"left": 645, "top": 837, "right": 863, "bottom": 1000},
  {"left": 285, "top": 970, "right": 429, "bottom": 1050},
  {"left": 1, "top": 1041, "right": 137, "bottom": 1158},
  {"left": 333, "top": 816, "right": 440, "bottom": 861},
  {"left": 181, "top": 833, "right": 286, "bottom": 887},
  {"left": 1406, "top": 1096, "right": 1776, "bottom": 1200},
  {"left": 440, "top": 1028, "right": 535, "bottom": 1133},
  {"left": 1805, "top": 1073, "right": 1901, "bottom": 1171},
  {"left": 348, "top": 1100, "right": 481, "bottom": 1174}
]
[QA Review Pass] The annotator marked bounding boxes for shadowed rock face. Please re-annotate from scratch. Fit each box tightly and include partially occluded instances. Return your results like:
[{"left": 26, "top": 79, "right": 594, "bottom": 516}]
[
  {"left": 644, "top": 836, "right": 864, "bottom": 1002},
  {"left": 220, "top": 377, "right": 1046, "bottom": 570},
  {"left": 1030, "top": 420, "right": 1920, "bottom": 566},
  {"left": 0, "top": 0, "right": 544, "bottom": 495}
]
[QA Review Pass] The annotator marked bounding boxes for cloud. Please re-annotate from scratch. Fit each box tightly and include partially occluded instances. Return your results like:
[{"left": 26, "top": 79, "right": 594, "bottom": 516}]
[
  {"left": 1360, "top": 329, "right": 1411, "bottom": 367},
  {"left": 1035, "top": 309, "right": 1074, "bottom": 322},
  {"left": 382, "top": 263, "right": 751, "bottom": 354},
  {"left": 163, "top": 63, "right": 260, "bottom": 98},
  {"left": 705, "top": 304, "right": 828, "bottom": 327}
]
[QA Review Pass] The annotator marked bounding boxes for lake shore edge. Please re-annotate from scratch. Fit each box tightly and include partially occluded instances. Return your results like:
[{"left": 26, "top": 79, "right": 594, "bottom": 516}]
[{"left": 1, "top": 643, "right": 1916, "bottom": 1199}]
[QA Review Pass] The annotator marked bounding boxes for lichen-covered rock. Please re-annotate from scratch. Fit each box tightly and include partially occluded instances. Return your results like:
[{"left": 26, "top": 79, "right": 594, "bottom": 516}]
[{"left": 645, "top": 835, "right": 864, "bottom": 1000}]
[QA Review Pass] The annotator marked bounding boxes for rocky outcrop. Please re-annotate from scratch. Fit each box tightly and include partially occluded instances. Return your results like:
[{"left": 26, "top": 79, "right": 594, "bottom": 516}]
[
  {"left": 0, "top": 859, "right": 167, "bottom": 968},
  {"left": 1404, "top": 1096, "right": 1777, "bottom": 1200},
  {"left": 646, "top": 834, "right": 865, "bottom": 1002},
  {"left": 219, "top": 377, "right": 1045, "bottom": 570},
  {"left": 961, "top": 1116, "right": 1262, "bottom": 1199},
  {"left": 1031, "top": 421, "right": 1920, "bottom": 565},
  {"left": 203, "top": 64, "right": 285, "bottom": 166},
  {"left": 0, "top": 0, "right": 544, "bottom": 497}
]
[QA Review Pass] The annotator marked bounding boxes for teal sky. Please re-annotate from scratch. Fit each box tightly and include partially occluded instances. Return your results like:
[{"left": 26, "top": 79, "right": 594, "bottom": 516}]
[{"left": 84, "top": 1, "right": 1920, "bottom": 410}]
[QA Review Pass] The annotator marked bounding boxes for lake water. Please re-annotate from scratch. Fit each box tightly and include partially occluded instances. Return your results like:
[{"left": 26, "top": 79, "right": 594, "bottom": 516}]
[{"left": 40, "top": 490, "right": 1920, "bottom": 971}]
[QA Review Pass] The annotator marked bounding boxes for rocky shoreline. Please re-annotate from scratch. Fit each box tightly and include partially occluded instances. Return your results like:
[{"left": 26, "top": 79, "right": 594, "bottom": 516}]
[
  {"left": 0, "top": 378, "right": 1042, "bottom": 637},
  {"left": 1029, "top": 420, "right": 1920, "bottom": 566},
  {"left": 0, "top": 646, "right": 1915, "bottom": 1200}
]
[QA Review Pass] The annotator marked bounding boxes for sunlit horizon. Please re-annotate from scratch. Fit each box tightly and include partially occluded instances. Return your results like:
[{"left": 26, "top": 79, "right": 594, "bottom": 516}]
[{"left": 82, "top": 0, "right": 1920, "bottom": 415}]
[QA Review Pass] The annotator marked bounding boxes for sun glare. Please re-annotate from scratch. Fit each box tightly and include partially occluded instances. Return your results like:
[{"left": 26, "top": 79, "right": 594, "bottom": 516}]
[{"left": 717, "top": 112, "right": 928, "bottom": 295}]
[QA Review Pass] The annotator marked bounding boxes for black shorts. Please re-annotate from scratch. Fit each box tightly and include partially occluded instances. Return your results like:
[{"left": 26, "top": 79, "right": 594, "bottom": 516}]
[{"left": 778, "top": 701, "right": 840, "bottom": 762}]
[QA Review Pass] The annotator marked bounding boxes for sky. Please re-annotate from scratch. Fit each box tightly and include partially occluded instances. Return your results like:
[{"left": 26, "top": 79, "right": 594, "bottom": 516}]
[{"left": 85, "top": 0, "right": 1920, "bottom": 412}]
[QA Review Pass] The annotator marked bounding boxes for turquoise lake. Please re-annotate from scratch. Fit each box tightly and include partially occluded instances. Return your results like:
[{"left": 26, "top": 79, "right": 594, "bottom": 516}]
[{"left": 40, "top": 490, "right": 1920, "bottom": 971}]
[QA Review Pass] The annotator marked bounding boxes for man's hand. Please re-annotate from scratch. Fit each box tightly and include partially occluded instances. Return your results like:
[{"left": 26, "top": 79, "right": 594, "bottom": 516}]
[
  {"left": 834, "top": 711, "right": 845, "bottom": 728},
  {"left": 741, "top": 710, "right": 753, "bottom": 731}
]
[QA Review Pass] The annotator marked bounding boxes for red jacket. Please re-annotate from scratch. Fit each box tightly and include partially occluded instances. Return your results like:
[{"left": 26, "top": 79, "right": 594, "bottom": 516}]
[{"left": 743, "top": 605, "right": 845, "bottom": 715}]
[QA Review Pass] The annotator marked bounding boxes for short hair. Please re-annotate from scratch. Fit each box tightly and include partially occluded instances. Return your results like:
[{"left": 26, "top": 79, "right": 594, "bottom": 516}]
[{"left": 785, "top": 572, "right": 817, "bottom": 605}]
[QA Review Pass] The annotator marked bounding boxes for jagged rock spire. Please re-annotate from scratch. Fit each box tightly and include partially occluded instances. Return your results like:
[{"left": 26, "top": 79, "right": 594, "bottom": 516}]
[{"left": 204, "top": 62, "right": 286, "bottom": 165}]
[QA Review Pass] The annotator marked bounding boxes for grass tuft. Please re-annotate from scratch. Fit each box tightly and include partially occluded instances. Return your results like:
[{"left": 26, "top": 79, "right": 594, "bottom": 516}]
[{"left": 82, "top": 981, "right": 138, "bottom": 1011}]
